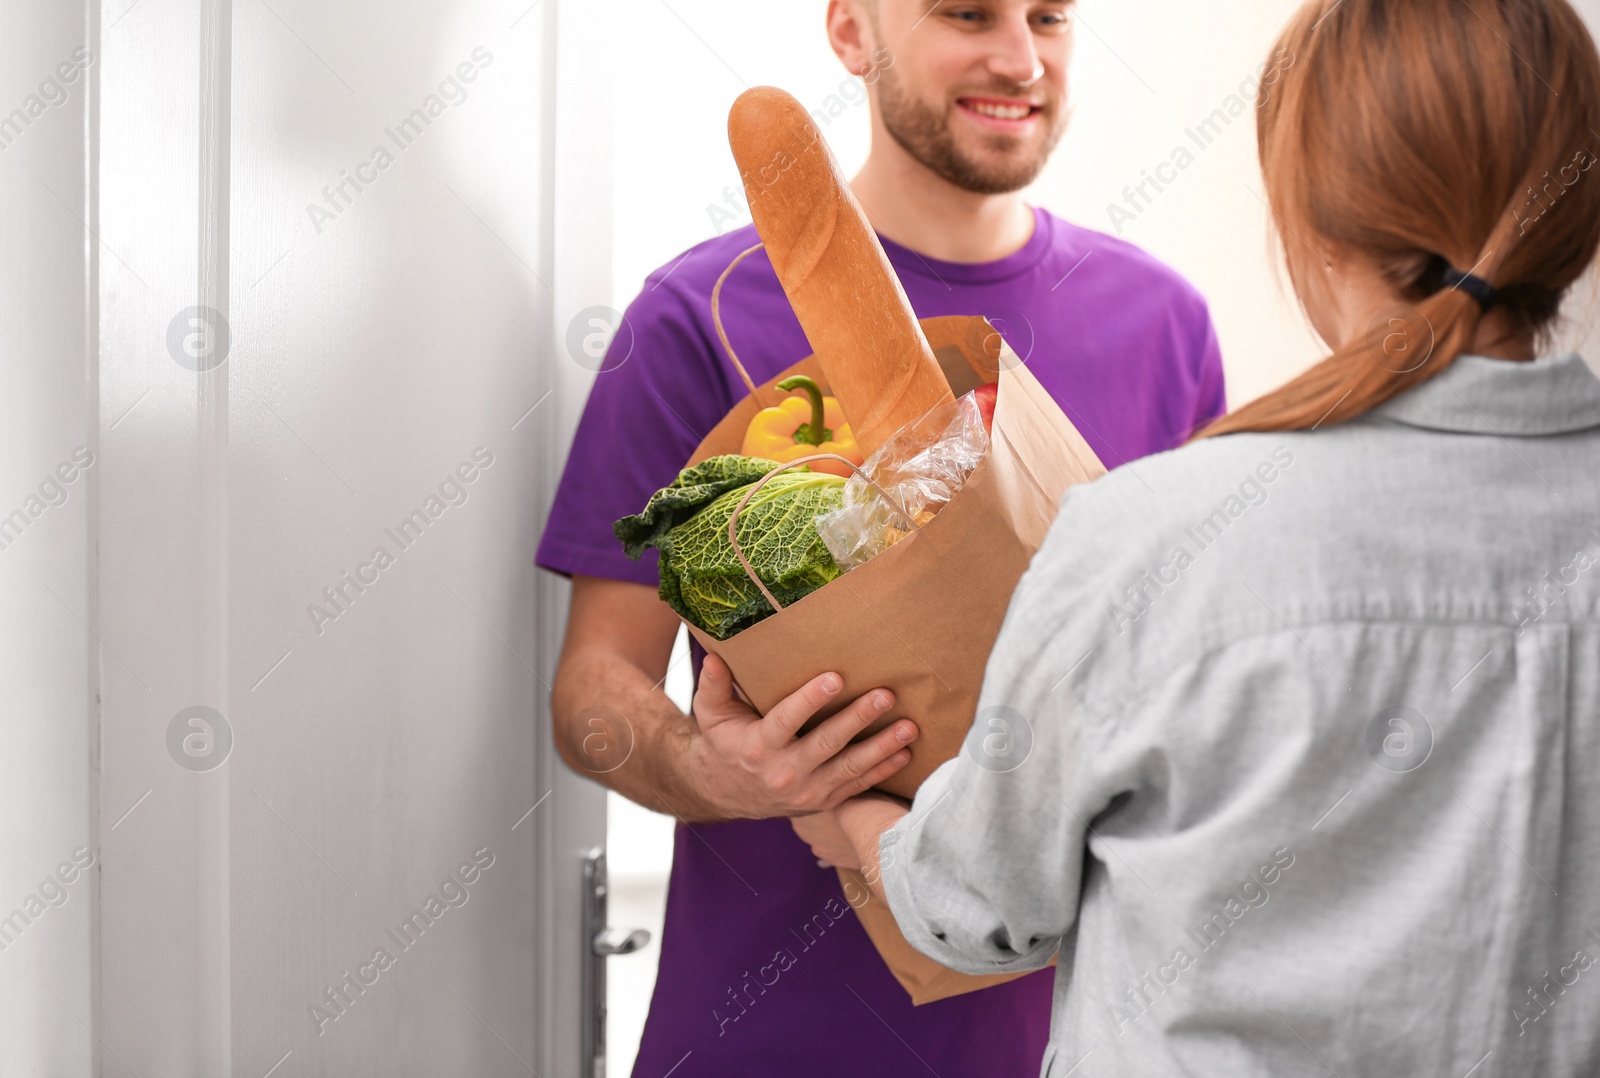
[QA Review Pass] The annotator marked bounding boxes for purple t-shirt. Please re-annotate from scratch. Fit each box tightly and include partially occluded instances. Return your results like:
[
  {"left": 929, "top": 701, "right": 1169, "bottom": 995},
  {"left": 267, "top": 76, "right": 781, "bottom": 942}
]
[{"left": 536, "top": 207, "right": 1224, "bottom": 1077}]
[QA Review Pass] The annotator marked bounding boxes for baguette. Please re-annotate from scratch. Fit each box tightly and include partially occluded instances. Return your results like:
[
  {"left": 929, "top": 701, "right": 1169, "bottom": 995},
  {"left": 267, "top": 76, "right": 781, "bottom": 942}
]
[{"left": 727, "top": 86, "right": 954, "bottom": 459}]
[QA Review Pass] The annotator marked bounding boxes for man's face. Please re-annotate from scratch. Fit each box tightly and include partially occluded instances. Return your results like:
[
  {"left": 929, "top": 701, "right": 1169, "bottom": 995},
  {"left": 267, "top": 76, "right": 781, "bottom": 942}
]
[{"left": 866, "top": 0, "right": 1074, "bottom": 194}]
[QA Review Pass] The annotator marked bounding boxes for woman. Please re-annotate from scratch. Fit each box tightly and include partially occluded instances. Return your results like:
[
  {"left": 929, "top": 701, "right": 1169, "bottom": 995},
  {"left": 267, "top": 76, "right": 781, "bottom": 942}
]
[{"left": 790, "top": 0, "right": 1600, "bottom": 1073}]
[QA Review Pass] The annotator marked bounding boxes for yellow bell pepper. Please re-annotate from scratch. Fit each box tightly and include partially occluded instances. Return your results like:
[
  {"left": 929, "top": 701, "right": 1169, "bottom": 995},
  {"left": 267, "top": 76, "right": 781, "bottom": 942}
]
[{"left": 740, "top": 375, "right": 864, "bottom": 478}]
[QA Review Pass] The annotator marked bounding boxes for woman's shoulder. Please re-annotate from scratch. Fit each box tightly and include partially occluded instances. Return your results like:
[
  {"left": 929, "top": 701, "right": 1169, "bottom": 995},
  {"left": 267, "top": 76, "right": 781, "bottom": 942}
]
[
  {"left": 1042, "top": 429, "right": 1316, "bottom": 579},
  {"left": 1006, "top": 425, "right": 1386, "bottom": 708}
]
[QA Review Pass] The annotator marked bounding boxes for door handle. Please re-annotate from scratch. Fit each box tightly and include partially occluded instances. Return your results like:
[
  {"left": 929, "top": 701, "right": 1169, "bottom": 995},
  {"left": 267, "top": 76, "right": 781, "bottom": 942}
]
[
  {"left": 581, "top": 848, "right": 653, "bottom": 1078},
  {"left": 593, "top": 926, "right": 650, "bottom": 957}
]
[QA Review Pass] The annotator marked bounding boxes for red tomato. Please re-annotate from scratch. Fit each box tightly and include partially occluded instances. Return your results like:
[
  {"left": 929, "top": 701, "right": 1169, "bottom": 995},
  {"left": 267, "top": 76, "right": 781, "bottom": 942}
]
[{"left": 971, "top": 382, "right": 998, "bottom": 434}]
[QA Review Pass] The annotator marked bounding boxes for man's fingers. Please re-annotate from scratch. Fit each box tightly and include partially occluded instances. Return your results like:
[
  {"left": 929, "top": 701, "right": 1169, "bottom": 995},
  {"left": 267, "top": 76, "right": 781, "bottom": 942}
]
[
  {"left": 823, "top": 742, "right": 915, "bottom": 806},
  {"left": 796, "top": 688, "right": 901, "bottom": 767},
  {"left": 815, "top": 719, "right": 917, "bottom": 796},
  {"left": 758, "top": 671, "right": 848, "bottom": 747},
  {"left": 691, "top": 653, "right": 740, "bottom": 730}
]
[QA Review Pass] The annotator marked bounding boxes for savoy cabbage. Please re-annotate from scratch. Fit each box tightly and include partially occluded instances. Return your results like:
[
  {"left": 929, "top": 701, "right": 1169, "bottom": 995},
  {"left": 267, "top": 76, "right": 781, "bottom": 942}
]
[{"left": 615, "top": 455, "right": 846, "bottom": 639}]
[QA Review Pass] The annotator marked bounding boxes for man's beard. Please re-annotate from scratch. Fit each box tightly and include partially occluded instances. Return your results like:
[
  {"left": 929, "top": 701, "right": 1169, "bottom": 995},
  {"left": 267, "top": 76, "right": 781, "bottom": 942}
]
[{"left": 875, "top": 68, "right": 1065, "bottom": 195}]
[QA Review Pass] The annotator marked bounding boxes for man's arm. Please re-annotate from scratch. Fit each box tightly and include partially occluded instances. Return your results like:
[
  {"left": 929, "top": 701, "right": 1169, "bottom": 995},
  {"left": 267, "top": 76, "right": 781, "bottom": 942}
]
[{"left": 550, "top": 575, "right": 922, "bottom": 823}]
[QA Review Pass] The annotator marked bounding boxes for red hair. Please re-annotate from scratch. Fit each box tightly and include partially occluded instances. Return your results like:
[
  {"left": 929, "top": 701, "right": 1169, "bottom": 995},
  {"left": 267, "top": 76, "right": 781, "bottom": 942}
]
[{"left": 1198, "top": 0, "right": 1600, "bottom": 438}]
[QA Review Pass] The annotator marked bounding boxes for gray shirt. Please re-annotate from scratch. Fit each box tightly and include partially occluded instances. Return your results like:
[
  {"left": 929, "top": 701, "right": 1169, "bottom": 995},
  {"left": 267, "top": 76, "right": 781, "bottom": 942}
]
[{"left": 880, "top": 352, "right": 1600, "bottom": 1077}]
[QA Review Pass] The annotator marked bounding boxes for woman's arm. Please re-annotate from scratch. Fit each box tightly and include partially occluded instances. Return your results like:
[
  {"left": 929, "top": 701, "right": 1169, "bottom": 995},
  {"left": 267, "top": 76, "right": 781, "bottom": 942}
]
[
  {"left": 789, "top": 478, "right": 1154, "bottom": 974},
  {"left": 792, "top": 793, "right": 909, "bottom": 903}
]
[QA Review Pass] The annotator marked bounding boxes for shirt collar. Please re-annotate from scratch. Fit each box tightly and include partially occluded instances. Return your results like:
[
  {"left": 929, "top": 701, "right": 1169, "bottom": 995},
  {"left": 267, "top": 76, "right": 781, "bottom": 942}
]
[
  {"left": 1368, "top": 352, "right": 1600, "bottom": 436},
  {"left": 878, "top": 205, "right": 1054, "bottom": 285}
]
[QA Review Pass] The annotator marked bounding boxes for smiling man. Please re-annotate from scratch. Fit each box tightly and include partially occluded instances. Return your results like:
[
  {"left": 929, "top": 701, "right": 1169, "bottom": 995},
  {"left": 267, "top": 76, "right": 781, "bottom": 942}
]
[{"left": 536, "top": 1, "right": 1226, "bottom": 1074}]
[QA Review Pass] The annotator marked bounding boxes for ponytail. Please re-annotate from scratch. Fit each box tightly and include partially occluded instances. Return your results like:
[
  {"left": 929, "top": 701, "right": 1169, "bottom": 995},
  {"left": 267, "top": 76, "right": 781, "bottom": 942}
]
[{"left": 1195, "top": 0, "right": 1600, "bottom": 440}]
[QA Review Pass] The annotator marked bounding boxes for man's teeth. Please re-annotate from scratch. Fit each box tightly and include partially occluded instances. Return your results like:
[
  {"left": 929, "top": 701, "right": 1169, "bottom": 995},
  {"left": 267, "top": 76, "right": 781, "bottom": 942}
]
[{"left": 967, "top": 101, "right": 1033, "bottom": 120}]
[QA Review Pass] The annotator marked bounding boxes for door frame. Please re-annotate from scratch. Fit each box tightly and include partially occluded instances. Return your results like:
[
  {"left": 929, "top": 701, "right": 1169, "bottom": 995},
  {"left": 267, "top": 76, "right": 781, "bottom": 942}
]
[{"left": 534, "top": 1, "right": 613, "bottom": 1075}]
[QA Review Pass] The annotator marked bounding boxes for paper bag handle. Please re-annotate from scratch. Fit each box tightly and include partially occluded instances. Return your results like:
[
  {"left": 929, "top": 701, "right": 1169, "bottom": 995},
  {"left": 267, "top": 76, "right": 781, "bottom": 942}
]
[
  {"left": 710, "top": 242, "right": 768, "bottom": 404},
  {"left": 726, "top": 455, "right": 922, "bottom": 614}
]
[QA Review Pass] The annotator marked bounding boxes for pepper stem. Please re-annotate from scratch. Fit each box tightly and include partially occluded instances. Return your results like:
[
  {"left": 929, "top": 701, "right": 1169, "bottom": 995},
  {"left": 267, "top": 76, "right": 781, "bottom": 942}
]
[{"left": 777, "top": 375, "right": 829, "bottom": 446}]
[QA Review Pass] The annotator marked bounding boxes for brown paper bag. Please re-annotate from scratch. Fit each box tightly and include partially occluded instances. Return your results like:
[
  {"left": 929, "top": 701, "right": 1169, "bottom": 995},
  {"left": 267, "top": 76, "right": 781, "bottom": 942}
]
[
  {"left": 678, "top": 315, "right": 1101, "bottom": 1003},
  {"left": 685, "top": 315, "right": 1106, "bottom": 799}
]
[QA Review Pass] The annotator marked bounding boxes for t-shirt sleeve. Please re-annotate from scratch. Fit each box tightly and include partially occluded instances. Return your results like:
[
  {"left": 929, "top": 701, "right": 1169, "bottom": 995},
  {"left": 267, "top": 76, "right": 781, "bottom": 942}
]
[
  {"left": 876, "top": 554, "right": 1116, "bottom": 976},
  {"left": 1191, "top": 311, "right": 1227, "bottom": 433},
  {"left": 874, "top": 461, "right": 1193, "bottom": 976},
  {"left": 876, "top": 481, "right": 1144, "bottom": 975},
  {"left": 534, "top": 285, "right": 730, "bottom": 586}
]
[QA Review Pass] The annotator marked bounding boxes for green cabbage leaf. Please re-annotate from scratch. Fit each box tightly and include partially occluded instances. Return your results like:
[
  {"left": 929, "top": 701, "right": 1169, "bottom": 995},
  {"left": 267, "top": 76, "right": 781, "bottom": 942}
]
[{"left": 614, "top": 455, "right": 846, "bottom": 639}]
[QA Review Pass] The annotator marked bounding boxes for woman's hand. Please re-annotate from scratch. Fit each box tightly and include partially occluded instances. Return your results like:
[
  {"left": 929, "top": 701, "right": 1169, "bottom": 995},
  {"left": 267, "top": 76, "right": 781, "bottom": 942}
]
[
  {"left": 689, "top": 653, "right": 919, "bottom": 819},
  {"left": 794, "top": 792, "right": 912, "bottom": 906},
  {"left": 791, "top": 807, "right": 860, "bottom": 869}
]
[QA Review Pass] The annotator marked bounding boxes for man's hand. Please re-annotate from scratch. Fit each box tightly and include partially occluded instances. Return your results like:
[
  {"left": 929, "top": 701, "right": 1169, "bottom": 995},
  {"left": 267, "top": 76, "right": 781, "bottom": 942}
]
[
  {"left": 551, "top": 576, "right": 919, "bottom": 823},
  {"left": 690, "top": 653, "right": 919, "bottom": 819}
]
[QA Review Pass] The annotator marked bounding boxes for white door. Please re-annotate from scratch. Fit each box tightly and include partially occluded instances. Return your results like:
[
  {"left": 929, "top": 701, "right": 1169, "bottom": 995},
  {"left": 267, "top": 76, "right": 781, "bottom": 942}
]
[
  {"left": 3, "top": 0, "right": 610, "bottom": 1074},
  {"left": 0, "top": 0, "right": 98, "bottom": 1072}
]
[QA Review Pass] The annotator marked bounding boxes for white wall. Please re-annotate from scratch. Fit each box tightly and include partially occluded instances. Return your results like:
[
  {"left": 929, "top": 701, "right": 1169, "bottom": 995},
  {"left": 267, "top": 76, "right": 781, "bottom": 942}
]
[{"left": 610, "top": 0, "right": 1600, "bottom": 411}]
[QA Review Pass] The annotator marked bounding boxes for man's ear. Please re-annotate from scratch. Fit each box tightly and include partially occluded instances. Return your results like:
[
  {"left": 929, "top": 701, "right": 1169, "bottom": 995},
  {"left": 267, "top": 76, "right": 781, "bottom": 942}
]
[{"left": 826, "top": 0, "right": 876, "bottom": 76}]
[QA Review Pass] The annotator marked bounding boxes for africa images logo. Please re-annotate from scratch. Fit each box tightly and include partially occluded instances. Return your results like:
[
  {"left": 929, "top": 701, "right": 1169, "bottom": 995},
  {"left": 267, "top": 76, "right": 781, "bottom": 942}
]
[
  {"left": 1106, "top": 846, "right": 1297, "bottom": 1036},
  {"left": 306, "top": 448, "right": 494, "bottom": 635},
  {"left": 1106, "top": 447, "right": 1295, "bottom": 634},
  {"left": 1105, "top": 47, "right": 1295, "bottom": 236},
  {"left": 0, "top": 847, "right": 96, "bottom": 953},
  {"left": 308, "top": 846, "right": 496, "bottom": 1036},
  {"left": 0, "top": 45, "right": 94, "bottom": 152},
  {"left": 166, "top": 706, "right": 233, "bottom": 772},
  {"left": 167, "top": 306, "right": 230, "bottom": 372},
  {"left": 306, "top": 47, "right": 494, "bottom": 234},
  {"left": 0, "top": 447, "right": 94, "bottom": 554}
]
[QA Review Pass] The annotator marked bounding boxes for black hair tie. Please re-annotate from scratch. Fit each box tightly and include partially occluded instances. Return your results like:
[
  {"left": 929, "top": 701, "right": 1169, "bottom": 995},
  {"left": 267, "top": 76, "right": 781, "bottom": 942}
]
[{"left": 1440, "top": 264, "right": 1499, "bottom": 312}]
